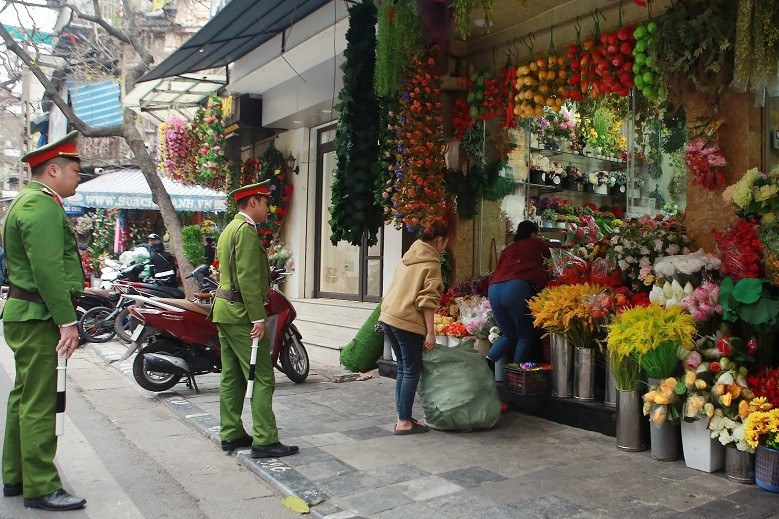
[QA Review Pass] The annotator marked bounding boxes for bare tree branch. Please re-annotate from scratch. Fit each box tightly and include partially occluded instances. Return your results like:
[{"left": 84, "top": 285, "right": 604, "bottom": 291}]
[{"left": 0, "top": 23, "right": 123, "bottom": 137}]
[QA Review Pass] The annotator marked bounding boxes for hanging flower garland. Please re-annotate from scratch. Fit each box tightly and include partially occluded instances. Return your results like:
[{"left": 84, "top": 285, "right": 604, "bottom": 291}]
[
  {"left": 330, "top": 0, "right": 384, "bottom": 247},
  {"left": 685, "top": 117, "right": 727, "bottom": 191},
  {"left": 256, "top": 144, "right": 292, "bottom": 248},
  {"left": 386, "top": 51, "right": 447, "bottom": 231},
  {"left": 189, "top": 94, "right": 228, "bottom": 191},
  {"left": 157, "top": 117, "right": 193, "bottom": 183},
  {"left": 731, "top": 0, "right": 779, "bottom": 106}
]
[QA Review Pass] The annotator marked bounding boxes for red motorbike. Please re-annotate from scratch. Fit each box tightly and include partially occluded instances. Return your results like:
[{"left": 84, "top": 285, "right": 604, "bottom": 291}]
[{"left": 118, "top": 269, "right": 309, "bottom": 391}]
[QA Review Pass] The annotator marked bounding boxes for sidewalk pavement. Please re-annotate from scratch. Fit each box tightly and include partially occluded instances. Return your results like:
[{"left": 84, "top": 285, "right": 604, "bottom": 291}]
[{"left": 91, "top": 341, "right": 778, "bottom": 519}]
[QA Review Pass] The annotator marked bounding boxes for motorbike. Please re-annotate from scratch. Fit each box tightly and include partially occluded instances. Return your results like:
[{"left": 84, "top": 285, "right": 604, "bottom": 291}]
[
  {"left": 121, "top": 268, "right": 309, "bottom": 391},
  {"left": 78, "top": 269, "right": 186, "bottom": 343}
]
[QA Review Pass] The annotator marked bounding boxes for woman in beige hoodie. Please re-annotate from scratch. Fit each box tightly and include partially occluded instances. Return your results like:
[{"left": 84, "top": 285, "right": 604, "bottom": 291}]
[{"left": 380, "top": 221, "right": 448, "bottom": 435}]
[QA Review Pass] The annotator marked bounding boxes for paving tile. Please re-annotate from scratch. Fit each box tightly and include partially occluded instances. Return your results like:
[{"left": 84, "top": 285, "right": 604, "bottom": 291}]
[
  {"left": 374, "top": 501, "right": 447, "bottom": 519},
  {"left": 638, "top": 482, "right": 717, "bottom": 512},
  {"left": 342, "top": 426, "right": 394, "bottom": 441},
  {"left": 506, "top": 494, "right": 583, "bottom": 519},
  {"left": 393, "top": 475, "right": 463, "bottom": 501},
  {"left": 295, "top": 459, "right": 355, "bottom": 481},
  {"left": 345, "top": 488, "right": 412, "bottom": 515},
  {"left": 439, "top": 466, "right": 507, "bottom": 488},
  {"left": 367, "top": 463, "right": 432, "bottom": 485},
  {"left": 422, "top": 490, "right": 496, "bottom": 518},
  {"left": 320, "top": 471, "right": 381, "bottom": 497},
  {"left": 726, "top": 486, "right": 779, "bottom": 512},
  {"left": 298, "top": 431, "right": 356, "bottom": 447},
  {"left": 684, "top": 498, "right": 773, "bottom": 519}
]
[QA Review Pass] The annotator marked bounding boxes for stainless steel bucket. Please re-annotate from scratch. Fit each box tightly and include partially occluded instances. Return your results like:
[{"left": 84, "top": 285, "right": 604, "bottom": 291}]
[
  {"left": 616, "top": 390, "right": 647, "bottom": 451},
  {"left": 573, "top": 346, "right": 596, "bottom": 401},
  {"left": 550, "top": 334, "right": 573, "bottom": 398}
]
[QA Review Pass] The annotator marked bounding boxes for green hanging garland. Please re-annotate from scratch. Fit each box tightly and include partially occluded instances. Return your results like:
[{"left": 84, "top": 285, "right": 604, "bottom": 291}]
[
  {"left": 330, "top": 0, "right": 384, "bottom": 247},
  {"left": 375, "top": 1, "right": 423, "bottom": 97},
  {"left": 444, "top": 160, "right": 514, "bottom": 219}
]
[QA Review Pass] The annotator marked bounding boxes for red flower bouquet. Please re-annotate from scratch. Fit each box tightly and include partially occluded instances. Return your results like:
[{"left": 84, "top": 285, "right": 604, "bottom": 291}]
[
  {"left": 685, "top": 118, "right": 727, "bottom": 191},
  {"left": 715, "top": 219, "right": 763, "bottom": 281},
  {"left": 747, "top": 368, "right": 779, "bottom": 409}
]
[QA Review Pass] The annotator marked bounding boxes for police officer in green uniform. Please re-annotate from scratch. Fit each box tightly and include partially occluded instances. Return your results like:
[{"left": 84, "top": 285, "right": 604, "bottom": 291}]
[
  {"left": 211, "top": 181, "right": 298, "bottom": 459},
  {"left": 2, "top": 131, "right": 87, "bottom": 511}
]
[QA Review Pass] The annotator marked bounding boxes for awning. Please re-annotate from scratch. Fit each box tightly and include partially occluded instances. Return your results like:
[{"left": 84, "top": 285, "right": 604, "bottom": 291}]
[
  {"left": 125, "top": 73, "right": 227, "bottom": 122},
  {"left": 65, "top": 170, "right": 226, "bottom": 212},
  {"left": 139, "top": 0, "right": 331, "bottom": 82}
]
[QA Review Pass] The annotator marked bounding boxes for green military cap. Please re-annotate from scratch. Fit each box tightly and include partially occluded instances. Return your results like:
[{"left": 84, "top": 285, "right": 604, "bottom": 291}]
[
  {"left": 229, "top": 179, "right": 271, "bottom": 202},
  {"left": 21, "top": 130, "right": 80, "bottom": 167}
]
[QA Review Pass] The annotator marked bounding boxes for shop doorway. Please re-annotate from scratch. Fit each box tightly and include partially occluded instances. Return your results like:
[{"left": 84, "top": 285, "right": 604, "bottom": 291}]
[{"left": 314, "top": 125, "right": 383, "bottom": 302}]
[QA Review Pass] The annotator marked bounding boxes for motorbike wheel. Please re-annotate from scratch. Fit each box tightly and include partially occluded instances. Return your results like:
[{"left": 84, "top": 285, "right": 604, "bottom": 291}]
[
  {"left": 132, "top": 339, "right": 184, "bottom": 392},
  {"left": 78, "top": 306, "right": 117, "bottom": 343},
  {"left": 113, "top": 307, "right": 138, "bottom": 343},
  {"left": 280, "top": 333, "right": 309, "bottom": 383}
]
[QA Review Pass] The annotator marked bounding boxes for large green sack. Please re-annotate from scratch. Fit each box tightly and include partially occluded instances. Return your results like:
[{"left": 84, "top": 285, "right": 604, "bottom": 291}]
[
  {"left": 417, "top": 339, "right": 501, "bottom": 431},
  {"left": 340, "top": 304, "right": 384, "bottom": 372}
]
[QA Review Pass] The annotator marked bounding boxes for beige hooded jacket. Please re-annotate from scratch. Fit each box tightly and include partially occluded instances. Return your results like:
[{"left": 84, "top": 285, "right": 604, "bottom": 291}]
[{"left": 379, "top": 240, "right": 444, "bottom": 336}]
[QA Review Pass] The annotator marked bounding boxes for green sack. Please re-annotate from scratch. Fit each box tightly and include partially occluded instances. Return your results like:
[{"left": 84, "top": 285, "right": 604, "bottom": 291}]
[
  {"left": 417, "top": 339, "right": 501, "bottom": 431},
  {"left": 340, "top": 304, "right": 384, "bottom": 373}
]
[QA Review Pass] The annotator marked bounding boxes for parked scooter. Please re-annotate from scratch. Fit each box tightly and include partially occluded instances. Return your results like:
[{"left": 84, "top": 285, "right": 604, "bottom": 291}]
[
  {"left": 79, "top": 276, "right": 186, "bottom": 343},
  {"left": 122, "top": 268, "right": 309, "bottom": 391}
]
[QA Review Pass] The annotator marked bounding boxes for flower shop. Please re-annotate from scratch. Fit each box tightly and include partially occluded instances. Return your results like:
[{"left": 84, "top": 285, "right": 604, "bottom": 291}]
[{"left": 303, "top": 0, "right": 779, "bottom": 491}]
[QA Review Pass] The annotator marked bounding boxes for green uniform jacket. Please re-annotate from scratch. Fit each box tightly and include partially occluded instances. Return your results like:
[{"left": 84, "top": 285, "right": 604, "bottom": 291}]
[
  {"left": 1, "top": 182, "right": 84, "bottom": 325},
  {"left": 210, "top": 214, "right": 269, "bottom": 324}
]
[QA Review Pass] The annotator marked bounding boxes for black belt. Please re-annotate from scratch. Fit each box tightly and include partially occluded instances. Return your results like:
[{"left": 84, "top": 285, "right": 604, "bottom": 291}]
[
  {"left": 215, "top": 288, "right": 243, "bottom": 303},
  {"left": 8, "top": 285, "right": 43, "bottom": 303}
]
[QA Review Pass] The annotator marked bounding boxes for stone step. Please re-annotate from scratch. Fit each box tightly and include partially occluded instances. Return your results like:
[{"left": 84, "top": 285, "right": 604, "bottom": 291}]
[
  {"left": 291, "top": 298, "right": 377, "bottom": 323},
  {"left": 299, "top": 333, "right": 345, "bottom": 367},
  {"left": 294, "top": 319, "right": 362, "bottom": 344}
]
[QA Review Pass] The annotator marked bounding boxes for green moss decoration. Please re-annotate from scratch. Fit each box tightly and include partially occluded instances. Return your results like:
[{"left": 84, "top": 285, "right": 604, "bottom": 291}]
[
  {"left": 330, "top": 0, "right": 384, "bottom": 247},
  {"left": 652, "top": 0, "right": 738, "bottom": 103},
  {"left": 375, "top": 1, "right": 423, "bottom": 97},
  {"left": 339, "top": 304, "right": 384, "bottom": 373},
  {"left": 181, "top": 225, "right": 205, "bottom": 266}
]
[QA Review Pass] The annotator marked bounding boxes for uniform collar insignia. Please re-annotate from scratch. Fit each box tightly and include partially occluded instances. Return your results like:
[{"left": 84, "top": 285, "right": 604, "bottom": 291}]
[{"left": 39, "top": 185, "right": 64, "bottom": 206}]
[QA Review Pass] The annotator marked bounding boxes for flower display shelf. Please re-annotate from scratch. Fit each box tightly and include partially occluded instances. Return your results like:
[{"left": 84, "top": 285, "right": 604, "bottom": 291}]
[
  {"left": 531, "top": 147, "right": 632, "bottom": 172},
  {"left": 520, "top": 181, "right": 627, "bottom": 198},
  {"left": 504, "top": 364, "right": 552, "bottom": 396}
]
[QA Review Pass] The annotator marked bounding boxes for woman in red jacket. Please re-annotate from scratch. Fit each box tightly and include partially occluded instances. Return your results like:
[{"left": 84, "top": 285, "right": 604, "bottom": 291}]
[{"left": 486, "top": 221, "right": 556, "bottom": 365}]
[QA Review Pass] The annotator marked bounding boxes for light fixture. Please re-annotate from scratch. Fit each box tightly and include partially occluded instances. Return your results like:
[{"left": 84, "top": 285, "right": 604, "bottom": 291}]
[
  {"left": 473, "top": 19, "right": 493, "bottom": 28},
  {"left": 292, "top": 120, "right": 303, "bottom": 124},
  {"left": 285, "top": 153, "right": 299, "bottom": 175},
  {"left": 321, "top": 109, "right": 332, "bottom": 114}
]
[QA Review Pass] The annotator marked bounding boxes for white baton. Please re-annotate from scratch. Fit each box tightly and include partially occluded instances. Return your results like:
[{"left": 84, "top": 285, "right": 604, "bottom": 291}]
[
  {"left": 56, "top": 355, "right": 66, "bottom": 436},
  {"left": 245, "top": 338, "right": 259, "bottom": 399}
]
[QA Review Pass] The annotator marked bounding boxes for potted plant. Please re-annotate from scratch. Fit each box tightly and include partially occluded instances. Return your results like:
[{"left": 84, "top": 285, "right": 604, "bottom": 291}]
[
  {"left": 610, "top": 350, "right": 646, "bottom": 451},
  {"left": 540, "top": 209, "right": 556, "bottom": 229},
  {"left": 745, "top": 407, "right": 779, "bottom": 492},
  {"left": 586, "top": 171, "right": 610, "bottom": 195},
  {"left": 562, "top": 165, "right": 584, "bottom": 191},
  {"left": 607, "top": 305, "right": 696, "bottom": 459},
  {"left": 530, "top": 283, "right": 607, "bottom": 401},
  {"left": 643, "top": 376, "right": 684, "bottom": 461}
]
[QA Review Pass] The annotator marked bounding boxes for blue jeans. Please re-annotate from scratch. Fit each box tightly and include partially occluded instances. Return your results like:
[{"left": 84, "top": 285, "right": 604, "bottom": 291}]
[
  {"left": 487, "top": 279, "right": 537, "bottom": 363},
  {"left": 382, "top": 323, "right": 423, "bottom": 421}
]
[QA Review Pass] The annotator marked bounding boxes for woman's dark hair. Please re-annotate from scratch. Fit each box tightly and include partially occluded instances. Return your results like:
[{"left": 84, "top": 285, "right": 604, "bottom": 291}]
[
  {"left": 514, "top": 220, "right": 539, "bottom": 242},
  {"left": 422, "top": 220, "right": 449, "bottom": 242}
]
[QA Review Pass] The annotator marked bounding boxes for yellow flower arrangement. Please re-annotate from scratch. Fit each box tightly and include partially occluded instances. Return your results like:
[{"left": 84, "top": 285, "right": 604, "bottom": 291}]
[
  {"left": 607, "top": 305, "right": 696, "bottom": 359},
  {"left": 528, "top": 283, "right": 606, "bottom": 347},
  {"left": 744, "top": 407, "right": 779, "bottom": 450}
]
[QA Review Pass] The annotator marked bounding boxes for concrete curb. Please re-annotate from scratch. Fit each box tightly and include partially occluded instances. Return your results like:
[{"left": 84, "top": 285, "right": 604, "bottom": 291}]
[{"left": 87, "top": 343, "right": 361, "bottom": 519}]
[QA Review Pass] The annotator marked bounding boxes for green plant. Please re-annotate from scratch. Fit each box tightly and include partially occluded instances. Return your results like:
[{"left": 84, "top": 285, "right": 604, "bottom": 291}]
[
  {"left": 181, "top": 225, "right": 205, "bottom": 267},
  {"left": 89, "top": 209, "right": 116, "bottom": 257},
  {"left": 720, "top": 277, "right": 779, "bottom": 333},
  {"left": 375, "top": 1, "right": 422, "bottom": 97},
  {"left": 440, "top": 250, "right": 453, "bottom": 289},
  {"left": 330, "top": 0, "right": 384, "bottom": 246},
  {"left": 652, "top": 0, "right": 738, "bottom": 102},
  {"left": 451, "top": 0, "right": 526, "bottom": 40},
  {"left": 443, "top": 161, "right": 509, "bottom": 219}
]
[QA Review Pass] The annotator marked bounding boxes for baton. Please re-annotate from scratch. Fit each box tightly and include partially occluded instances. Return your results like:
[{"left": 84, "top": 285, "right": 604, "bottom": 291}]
[
  {"left": 56, "top": 355, "right": 66, "bottom": 436},
  {"left": 245, "top": 338, "right": 259, "bottom": 399}
]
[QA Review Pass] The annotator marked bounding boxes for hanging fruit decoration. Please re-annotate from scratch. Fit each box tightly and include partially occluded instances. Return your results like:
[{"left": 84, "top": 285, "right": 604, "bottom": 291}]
[
  {"left": 564, "top": 35, "right": 585, "bottom": 101},
  {"left": 632, "top": 21, "right": 661, "bottom": 101},
  {"left": 514, "top": 52, "right": 567, "bottom": 118},
  {"left": 598, "top": 25, "right": 635, "bottom": 96},
  {"left": 465, "top": 70, "right": 504, "bottom": 121}
]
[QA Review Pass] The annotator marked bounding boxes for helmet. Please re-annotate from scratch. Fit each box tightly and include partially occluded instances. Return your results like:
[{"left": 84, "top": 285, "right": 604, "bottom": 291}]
[{"left": 148, "top": 233, "right": 160, "bottom": 240}]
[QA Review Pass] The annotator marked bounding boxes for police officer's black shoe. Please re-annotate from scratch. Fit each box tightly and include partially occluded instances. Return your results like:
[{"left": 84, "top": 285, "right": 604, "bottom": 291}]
[
  {"left": 3, "top": 483, "right": 22, "bottom": 497},
  {"left": 250, "top": 442, "right": 299, "bottom": 458},
  {"left": 24, "top": 489, "right": 86, "bottom": 511},
  {"left": 220, "top": 435, "right": 253, "bottom": 451}
]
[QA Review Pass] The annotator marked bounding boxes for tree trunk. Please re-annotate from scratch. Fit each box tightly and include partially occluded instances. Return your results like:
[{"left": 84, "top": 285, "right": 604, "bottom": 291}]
[{"left": 123, "top": 110, "right": 198, "bottom": 296}]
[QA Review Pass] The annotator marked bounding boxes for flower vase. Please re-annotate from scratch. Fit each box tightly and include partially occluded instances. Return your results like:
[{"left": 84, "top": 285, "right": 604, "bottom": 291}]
[
  {"left": 529, "top": 170, "right": 545, "bottom": 184},
  {"left": 681, "top": 419, "right": 725, "bottom": 472},
  {"left": 583, "top": 183, "right": 595, "bottom": 193},
  {"left": 561, "top": 178, "right": 580, "bottom": 192},
  {"left": 604, "top": 355, "right": 617, "bottom": 408},
  {"left": 725, "top": 447, "right": 755, "bottom": 484},
  {"left": 573, "top": 346, "right": 596, "bottom": 401},
  {"left": 609, "top": 185, "right": 626, "bottom": 197},
  {"left": 616, "top": 390, "right": 647, "bottom": 451},
  {"left": 550, "top": 334, "right": 573, "bottom": 398},
  {"left": 593, "top": 184, "right": 609, "bottom": 195},
  {"left": 755, "top": 445, "right": 779, "bottom": 492}
]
